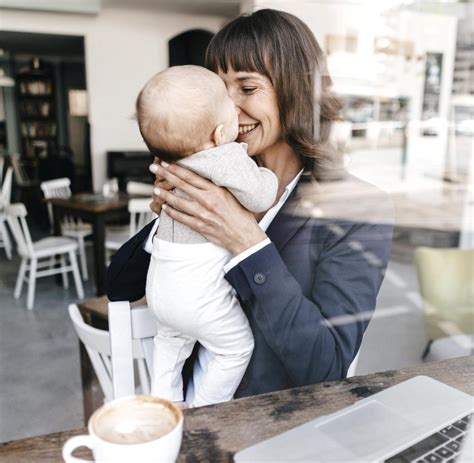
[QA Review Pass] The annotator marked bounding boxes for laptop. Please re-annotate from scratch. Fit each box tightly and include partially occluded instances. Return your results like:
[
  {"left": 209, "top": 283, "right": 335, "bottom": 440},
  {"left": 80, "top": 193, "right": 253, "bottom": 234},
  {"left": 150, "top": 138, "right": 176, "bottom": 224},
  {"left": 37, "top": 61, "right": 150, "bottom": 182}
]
[{"left": 234, "top": 376, "right": 473, "bottom": 462}]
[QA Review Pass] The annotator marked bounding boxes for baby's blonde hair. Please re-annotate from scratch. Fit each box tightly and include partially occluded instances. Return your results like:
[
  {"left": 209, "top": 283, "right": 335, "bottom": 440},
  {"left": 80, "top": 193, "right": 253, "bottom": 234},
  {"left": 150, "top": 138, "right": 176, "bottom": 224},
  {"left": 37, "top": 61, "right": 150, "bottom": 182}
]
[{"left": 136, "top": 65, "right": 227, "bottom": 162}]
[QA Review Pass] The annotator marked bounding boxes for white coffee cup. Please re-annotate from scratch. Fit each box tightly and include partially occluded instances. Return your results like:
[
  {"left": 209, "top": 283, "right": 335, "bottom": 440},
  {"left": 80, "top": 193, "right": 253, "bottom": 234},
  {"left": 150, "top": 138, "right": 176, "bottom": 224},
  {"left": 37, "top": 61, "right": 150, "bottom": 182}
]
[{"left": 62, "top": 395, "right": 183, "bottom": 463}]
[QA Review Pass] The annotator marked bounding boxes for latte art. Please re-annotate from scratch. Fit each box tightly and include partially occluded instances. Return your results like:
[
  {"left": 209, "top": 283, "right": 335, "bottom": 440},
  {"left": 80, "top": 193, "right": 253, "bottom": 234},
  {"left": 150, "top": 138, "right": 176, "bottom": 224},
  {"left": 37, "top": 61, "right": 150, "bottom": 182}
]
[{"left": 93, "top": 397, "right": 178, "bottom": 445}]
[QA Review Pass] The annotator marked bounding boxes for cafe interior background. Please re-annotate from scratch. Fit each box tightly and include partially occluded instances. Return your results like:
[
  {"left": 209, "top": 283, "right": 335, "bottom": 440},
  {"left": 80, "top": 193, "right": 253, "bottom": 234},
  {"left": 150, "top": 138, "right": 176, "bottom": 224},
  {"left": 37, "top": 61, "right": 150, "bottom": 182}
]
[{"left": 0, "top": 0, "right": 472, "bottom": 443}]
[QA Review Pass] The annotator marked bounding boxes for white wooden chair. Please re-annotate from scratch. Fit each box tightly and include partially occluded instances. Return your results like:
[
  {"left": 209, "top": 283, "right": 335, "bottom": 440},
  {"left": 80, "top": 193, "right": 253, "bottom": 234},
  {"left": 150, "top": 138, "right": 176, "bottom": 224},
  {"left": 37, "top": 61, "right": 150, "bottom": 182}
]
[
  {"left": 6, "top": 203, "right": 84, "bottom": 310},
  {"left": 108, "top": 301, "right": 157, "bottom": 399},
  {"left": 1, "top": 166, "right": 13, "bottom": 206},
  {"left": 126, "top": 181, "right": 154, "bottom": 196},
  {"left": 40, "top": 177, "right": 92, "bottom": 281},
  {"left": 0, "top": 167, "right": 13, "bottom": 259},
  {"left": 10, "top": 153, "right": 38, "bottom": 188},
  {"left": 105, "top": 198, "right": 155, "bottom": 256},
  {"left": 68, "top": 303, "right": 155, "bottom": 401}
]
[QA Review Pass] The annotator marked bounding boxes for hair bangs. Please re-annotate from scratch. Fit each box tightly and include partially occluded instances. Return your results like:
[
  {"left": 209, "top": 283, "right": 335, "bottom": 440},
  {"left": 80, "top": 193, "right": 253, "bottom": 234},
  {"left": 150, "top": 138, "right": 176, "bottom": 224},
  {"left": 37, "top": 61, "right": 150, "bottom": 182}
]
[{"left": 205, "top": 16, "right": 271, "bottom": 79}]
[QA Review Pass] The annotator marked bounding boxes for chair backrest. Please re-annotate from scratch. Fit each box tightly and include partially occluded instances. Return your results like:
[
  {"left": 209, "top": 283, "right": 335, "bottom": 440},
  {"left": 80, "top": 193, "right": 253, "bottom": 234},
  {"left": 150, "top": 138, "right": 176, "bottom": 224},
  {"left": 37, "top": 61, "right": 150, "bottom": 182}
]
[
  {"left": 0, "top": 156, "right": 4, "bottom": 188},
  {"left": 415, "top": 246, "right": 474, "bottom": 340},
  {"left": 69, "top": 304, "right": 115, "bottom": 402},
  {"left": 126, "top": 181, "right": 154, "bottom": 196},
  {"left": 5, "top": 203, "right": 34, "bottom": 257},
  {"left": 69, "top": 303, "right": 153, "bottom": 403},
  {"left": 128, "top": 198, "right": 155, "bottom": 236},
  {"left": 40, "top": 177, "right": 72, "bottom": 199},
  {"left": 108, "top": 301, "right": 157, "bottom": 399},
  {"left": 0, "top": 167, "right": 13, "bottom": 208},
  {"left": 10, "top": 154, "right": 33, "bottom": 187},
  {"left": 40, "top": 177, "right": 73, "bottom": 227}
]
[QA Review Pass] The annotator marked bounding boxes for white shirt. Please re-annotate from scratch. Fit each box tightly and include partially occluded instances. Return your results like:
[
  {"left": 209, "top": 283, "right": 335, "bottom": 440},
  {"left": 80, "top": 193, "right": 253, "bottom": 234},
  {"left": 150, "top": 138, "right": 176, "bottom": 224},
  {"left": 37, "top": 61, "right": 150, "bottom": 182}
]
[{"left": 144, "top": 169, "right": 304, "bottom": 270}]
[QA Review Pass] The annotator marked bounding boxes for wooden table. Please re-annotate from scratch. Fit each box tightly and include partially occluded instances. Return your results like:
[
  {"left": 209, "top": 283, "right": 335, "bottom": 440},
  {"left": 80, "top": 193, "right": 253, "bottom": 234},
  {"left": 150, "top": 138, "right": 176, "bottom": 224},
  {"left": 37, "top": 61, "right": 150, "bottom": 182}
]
[
  {"left": 1, "top": 356, "right": 472, "bottom": 463},
  {"left": 50, "top": 193, "right": 130, "bottom": 296}
]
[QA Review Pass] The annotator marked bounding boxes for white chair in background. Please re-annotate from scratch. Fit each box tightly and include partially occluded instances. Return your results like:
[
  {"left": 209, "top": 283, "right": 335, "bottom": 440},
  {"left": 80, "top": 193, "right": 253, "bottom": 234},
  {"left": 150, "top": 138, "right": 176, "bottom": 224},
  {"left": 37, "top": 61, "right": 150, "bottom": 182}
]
[
  {"left": 40, "top": 177, "right": 92, "bottom": 281},
  {"left": 1, "top": 166, "right": 13, "bottom": 206},
  {"left": 105, "top": 198, "right": 155, "bottom": 257},
  {"left": 68, "top": 303, "right": 155, "bottom": 401},
  {"left": 126, "top": 181, "right": 154, "bottom": 196},
  {"left": 104, "top": 180, "right": 154, "bottom": 244},
  {"left": 0, "top": 156, "right": 4, "bottom": 188},
  {"left": 6, "top": 203, "right": 84, "bottom": 310},
  {"left": 0, "top": 167, "right": 13, "bottom": 259},
  {"left": 10, "top": 153, "right": 38, "bottom": 190}
]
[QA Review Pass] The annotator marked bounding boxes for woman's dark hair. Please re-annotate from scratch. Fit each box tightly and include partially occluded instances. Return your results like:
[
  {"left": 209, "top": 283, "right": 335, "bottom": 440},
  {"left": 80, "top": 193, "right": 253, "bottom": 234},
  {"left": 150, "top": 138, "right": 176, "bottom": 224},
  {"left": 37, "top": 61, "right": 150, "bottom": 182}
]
[{"left": 205, "top": 8, "right": 344, "bottom": 180}]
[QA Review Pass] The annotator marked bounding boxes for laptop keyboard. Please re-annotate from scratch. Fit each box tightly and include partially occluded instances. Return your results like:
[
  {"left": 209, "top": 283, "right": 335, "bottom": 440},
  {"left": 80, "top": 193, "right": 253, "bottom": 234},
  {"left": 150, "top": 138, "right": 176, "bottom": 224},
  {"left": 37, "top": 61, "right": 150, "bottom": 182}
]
[{"left": 385, "top": 414, "right": 471, "bottom": 462}]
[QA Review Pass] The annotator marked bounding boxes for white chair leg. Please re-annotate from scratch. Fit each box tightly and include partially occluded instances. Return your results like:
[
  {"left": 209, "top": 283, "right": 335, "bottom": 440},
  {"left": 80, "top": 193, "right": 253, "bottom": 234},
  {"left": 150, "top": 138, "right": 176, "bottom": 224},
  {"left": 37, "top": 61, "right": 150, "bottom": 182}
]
[
  {"left": 48, "top": 255, "right": 55, "bottom": 272},
  {"left": 60, "top": 254, "right": 69, "bottom": 289},
  {"left": 27, "top": 258, "right": 37, "bottom": 310},
  {"left": 69, "top": 251, "right": 84, "bottom": 299},
  {"left": 14, "top": 258, "right": 27, "bottom": 299},
  {"left": 0, "top": 220, "right": 12, "bottom": 260},
  {"left": 137, "top": 358, "right": 150, "bottom": 395},
  {"left": 78, "top": 237, "right": 88, "bottom": 281}
]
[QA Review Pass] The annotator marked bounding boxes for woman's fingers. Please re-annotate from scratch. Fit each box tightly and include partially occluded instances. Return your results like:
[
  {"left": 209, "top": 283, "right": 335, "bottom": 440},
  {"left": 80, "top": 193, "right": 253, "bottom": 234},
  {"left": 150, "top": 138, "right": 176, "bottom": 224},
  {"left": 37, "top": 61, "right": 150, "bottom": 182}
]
[
  {"left": 154, "top": 187, "right": 209, "bottom": 219},
  {"left": 161, "top": 204, "right": 207, "bottom": 235},
  {"left": 156, "top": 162, "right": 213, "bottom": 192},
  {"left": 154, "top": 178, "right": 173, "bottom": 191}
]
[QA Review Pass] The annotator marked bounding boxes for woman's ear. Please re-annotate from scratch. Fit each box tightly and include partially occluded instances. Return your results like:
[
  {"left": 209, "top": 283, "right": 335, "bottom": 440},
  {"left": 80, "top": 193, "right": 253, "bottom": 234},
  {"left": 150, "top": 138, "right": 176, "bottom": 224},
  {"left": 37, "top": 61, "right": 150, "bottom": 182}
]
[{"left": 212, "top": 124, "right": 225, "bottom": 146}]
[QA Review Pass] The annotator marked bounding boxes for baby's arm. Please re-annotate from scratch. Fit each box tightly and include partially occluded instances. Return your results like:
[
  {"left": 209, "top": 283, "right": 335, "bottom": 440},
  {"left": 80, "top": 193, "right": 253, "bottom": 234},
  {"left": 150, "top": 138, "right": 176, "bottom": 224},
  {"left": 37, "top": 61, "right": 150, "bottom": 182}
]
[{"left": 181, "top": 143, "right": 278, "bottom": 212}]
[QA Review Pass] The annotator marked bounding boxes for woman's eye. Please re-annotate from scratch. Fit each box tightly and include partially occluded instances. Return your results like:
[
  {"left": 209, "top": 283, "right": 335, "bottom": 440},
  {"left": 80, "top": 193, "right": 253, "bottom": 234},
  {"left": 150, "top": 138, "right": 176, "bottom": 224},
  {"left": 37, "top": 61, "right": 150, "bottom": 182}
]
[{"left": 242, "top": 86, "right": 257, "bottom": 94}]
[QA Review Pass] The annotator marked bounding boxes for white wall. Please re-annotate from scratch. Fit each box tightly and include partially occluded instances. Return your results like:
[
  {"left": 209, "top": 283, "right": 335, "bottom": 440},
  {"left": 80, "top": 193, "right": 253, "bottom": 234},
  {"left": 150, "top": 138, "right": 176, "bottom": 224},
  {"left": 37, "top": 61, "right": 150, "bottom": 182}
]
[{"left": 1, "top": 5, "right": 226, "bottom": 190}]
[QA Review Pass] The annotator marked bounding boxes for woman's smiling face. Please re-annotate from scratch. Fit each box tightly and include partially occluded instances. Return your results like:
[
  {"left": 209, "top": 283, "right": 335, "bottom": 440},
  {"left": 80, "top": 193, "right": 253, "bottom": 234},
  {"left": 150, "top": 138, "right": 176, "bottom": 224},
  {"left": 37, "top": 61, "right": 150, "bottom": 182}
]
[{"left": 218, "top": 68, "right": 282, "bottom": 157}]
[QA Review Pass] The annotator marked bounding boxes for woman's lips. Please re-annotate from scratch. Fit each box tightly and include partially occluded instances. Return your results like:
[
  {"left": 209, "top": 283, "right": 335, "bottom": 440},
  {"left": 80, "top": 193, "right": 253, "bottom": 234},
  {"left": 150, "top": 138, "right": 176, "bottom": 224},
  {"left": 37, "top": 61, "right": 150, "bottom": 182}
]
[{"left": 238, "top": 123, "right": 259, "bottom": 139}]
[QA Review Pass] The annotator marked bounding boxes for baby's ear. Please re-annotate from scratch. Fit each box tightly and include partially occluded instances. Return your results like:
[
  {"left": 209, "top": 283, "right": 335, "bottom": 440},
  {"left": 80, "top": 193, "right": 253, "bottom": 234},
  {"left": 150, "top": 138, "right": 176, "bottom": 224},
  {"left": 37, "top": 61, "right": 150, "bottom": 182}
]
[{"left": 212, "top": 124, "right": 225, "bottom": 146}]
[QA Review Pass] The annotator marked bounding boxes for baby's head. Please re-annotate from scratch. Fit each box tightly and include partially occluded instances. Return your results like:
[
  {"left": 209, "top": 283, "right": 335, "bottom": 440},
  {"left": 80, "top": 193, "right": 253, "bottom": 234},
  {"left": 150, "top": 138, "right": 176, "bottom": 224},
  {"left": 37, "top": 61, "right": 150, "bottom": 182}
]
[{"left": 136, "top": 65, "right": 238, "bottom": 162}]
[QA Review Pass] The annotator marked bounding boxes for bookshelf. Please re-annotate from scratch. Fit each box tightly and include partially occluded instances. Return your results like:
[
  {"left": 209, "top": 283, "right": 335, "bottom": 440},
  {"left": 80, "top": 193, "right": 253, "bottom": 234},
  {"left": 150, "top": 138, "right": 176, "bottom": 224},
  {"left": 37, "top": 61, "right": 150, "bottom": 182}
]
[{"left": 16, "top": 59, "right": 57, "bottom": 160}]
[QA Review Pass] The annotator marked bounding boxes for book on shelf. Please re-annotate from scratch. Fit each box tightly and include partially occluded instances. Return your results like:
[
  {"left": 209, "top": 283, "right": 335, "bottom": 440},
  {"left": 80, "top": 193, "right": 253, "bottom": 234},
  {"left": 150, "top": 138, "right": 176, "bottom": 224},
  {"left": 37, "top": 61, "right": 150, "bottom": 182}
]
[
  {"left": 20, "top": 122, "right": 57, "bottom": 137},
  {"left": 19, "top": 101, "right": 52, "bottom": 118},
  {"left": 19, "top": 80, "right": 53, "bottom": 96}
]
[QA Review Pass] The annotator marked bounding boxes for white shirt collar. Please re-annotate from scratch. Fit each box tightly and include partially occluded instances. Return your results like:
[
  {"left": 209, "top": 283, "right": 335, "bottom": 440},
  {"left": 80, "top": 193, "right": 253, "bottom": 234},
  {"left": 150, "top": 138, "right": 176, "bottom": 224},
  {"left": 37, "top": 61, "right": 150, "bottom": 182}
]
[{"left": 258, "top": 169, "right": 304, "bottom": 232}]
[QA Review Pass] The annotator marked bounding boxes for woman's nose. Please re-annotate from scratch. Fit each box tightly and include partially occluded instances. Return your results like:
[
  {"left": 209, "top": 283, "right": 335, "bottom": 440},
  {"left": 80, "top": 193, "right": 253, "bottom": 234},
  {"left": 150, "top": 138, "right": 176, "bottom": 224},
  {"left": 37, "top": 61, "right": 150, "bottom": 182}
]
[{"left": 229, "top": 92, "right": 243, "bottom": 115}]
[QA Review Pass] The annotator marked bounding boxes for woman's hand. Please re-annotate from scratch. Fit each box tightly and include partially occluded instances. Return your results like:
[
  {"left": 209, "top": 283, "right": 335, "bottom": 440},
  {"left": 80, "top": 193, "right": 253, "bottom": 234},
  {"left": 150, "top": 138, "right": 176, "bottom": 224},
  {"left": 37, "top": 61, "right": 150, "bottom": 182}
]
[
  {"left": 149, "top": 161, "right": 268, "bottom": 255},
  {"left": 149, "top": 158, "right": 174, "bottom": 215}
]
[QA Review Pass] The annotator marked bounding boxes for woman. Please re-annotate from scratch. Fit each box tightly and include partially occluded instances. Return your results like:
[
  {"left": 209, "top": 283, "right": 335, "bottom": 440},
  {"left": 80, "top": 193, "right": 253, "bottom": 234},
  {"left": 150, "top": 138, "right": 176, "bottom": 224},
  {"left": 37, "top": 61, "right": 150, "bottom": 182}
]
[{"left": 107, "top": 9, "right": 393, "bottom": 398}]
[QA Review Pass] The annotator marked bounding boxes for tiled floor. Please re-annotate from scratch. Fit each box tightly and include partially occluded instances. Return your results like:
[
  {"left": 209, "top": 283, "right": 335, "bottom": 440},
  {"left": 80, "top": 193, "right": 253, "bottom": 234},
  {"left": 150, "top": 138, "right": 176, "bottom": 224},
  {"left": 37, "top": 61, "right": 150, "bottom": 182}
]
[{"left": 0, "top": 238, "right": 95, "bottom": 443}]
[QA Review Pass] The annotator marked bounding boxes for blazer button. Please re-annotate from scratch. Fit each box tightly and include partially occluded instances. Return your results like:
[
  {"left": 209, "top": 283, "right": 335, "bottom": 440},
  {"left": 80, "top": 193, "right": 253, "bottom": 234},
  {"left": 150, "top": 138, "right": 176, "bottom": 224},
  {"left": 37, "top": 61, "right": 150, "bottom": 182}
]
[{"left": 253, "top": 272, "right": 266, "bottom": 285}]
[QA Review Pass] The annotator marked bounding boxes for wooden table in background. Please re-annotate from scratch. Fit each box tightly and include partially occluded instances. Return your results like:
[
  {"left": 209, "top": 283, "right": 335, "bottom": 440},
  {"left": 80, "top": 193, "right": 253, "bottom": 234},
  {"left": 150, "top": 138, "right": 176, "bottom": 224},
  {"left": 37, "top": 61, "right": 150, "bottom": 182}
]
[
  {"left": 1, "top": 356, "right": 472, "bottom": 463},
  {"left": 49, "top": 193, "right": 130, "bottom": 296}
]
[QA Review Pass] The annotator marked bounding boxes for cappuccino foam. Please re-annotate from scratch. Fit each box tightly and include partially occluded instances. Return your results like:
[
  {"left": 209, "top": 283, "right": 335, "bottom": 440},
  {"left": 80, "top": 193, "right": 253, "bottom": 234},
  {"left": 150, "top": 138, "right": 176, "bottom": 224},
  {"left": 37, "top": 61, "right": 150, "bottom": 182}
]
[{"left": 94, "top": 397, "right": 178, "bottom": 445}]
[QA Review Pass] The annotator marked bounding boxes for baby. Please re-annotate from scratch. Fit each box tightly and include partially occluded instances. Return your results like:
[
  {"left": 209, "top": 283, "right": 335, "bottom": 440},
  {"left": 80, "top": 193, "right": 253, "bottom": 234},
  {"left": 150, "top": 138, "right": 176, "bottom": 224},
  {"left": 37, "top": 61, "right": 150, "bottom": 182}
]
[{"left": 136, "top": 65, "right": 278, "bottom": 407}]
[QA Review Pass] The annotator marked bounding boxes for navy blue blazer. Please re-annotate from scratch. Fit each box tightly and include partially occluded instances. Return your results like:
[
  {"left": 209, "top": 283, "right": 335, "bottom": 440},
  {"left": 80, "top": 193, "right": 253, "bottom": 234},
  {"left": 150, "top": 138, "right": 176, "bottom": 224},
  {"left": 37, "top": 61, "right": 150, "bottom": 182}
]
[{"left": 106, "top": 173, "right": 393, "bottom": 398}]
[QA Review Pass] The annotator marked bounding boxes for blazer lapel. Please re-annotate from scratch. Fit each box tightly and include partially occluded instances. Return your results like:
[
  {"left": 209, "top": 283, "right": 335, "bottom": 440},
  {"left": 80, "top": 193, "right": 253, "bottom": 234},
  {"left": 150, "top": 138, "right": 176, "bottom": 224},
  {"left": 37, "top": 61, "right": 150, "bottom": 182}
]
[{"left": 267, "top": 173, "right": 319, "bottom": 251}]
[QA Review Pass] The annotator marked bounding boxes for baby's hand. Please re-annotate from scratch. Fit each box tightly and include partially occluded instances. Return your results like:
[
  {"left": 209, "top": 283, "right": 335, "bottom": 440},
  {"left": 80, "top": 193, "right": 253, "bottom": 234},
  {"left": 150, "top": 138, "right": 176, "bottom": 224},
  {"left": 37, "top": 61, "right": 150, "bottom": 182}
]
[{"left": 149, "top": 158, "right": 174, "bottom": 215}]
